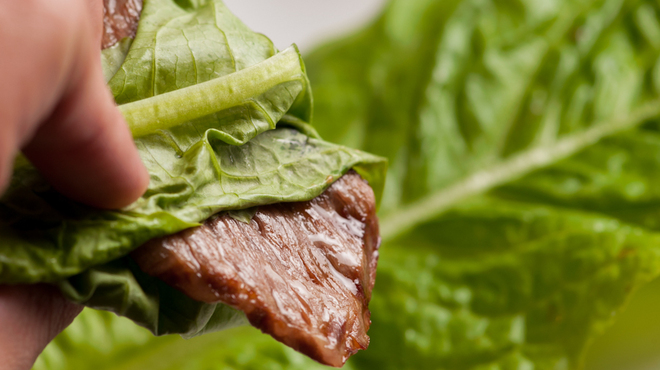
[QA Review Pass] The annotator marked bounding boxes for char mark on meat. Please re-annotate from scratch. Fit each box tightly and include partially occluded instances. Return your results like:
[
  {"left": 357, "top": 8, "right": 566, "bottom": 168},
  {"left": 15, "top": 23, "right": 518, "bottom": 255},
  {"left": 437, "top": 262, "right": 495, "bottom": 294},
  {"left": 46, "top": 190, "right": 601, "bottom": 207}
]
[
  {"left": 102, "top": 0, "right": 143, "bottom": 49},
  {"left": 132, "top": 172, "right": 381, "bottom": 367}
]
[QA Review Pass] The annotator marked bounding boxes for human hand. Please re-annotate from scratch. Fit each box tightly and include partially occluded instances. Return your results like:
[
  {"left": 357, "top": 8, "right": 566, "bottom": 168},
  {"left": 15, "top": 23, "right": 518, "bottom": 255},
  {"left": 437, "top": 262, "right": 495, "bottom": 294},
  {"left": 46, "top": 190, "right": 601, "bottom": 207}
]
[
  {"left": 0, "top": 285, "right": 83, "bottom": 370},
  {"left": 0, "top": 0, "right": 148, "bottom": 208},
  {"left": 0, "top": 1, "right": 149, "bottom": 369}
]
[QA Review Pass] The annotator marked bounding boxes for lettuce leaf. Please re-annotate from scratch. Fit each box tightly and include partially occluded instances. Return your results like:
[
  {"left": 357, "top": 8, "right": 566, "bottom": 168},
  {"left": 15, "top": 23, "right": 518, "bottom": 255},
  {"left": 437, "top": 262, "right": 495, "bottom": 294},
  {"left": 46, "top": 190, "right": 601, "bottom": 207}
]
[
  {"left": 306, "top": 0, "right": 660, "bottom": 368},
  {"left": 0, "top": 0, "right": 385, "bottom": 337},
  {"left": 35, "top": 309, "right": 344, "bottom": 370}
]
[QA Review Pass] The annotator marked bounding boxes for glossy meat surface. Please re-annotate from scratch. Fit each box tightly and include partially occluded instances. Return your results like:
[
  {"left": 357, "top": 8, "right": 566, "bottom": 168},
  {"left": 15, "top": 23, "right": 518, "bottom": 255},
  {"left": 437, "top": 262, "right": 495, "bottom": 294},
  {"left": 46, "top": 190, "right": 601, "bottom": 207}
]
[
  {"left": 132, "top": 172, "right": 380, "bottom": 367},
  {"left": 102, "top": 0, "right": 142, "bottom": 49}
]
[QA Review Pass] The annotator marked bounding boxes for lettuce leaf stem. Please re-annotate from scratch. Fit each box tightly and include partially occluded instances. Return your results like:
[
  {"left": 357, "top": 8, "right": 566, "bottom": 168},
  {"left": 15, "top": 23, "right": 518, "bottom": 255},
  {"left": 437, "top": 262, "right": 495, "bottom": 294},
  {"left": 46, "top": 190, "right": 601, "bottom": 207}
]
[
  {"left": 119, "top": 46, "right": 306, "bottom": 138},
  {"left": 380, "top": 100, "right": 660, "bottom": 241}
]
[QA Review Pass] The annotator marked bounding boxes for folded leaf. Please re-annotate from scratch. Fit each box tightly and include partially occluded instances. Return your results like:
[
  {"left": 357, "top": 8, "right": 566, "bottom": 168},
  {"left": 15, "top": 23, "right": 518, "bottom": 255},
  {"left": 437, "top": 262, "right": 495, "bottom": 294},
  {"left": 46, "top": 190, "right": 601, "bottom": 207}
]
[
  {"left": 0, "top": 0, "right": 386, "bottom": 339},
  {"left": 110, "top": 0, "right": 312, "bottom": 144}
]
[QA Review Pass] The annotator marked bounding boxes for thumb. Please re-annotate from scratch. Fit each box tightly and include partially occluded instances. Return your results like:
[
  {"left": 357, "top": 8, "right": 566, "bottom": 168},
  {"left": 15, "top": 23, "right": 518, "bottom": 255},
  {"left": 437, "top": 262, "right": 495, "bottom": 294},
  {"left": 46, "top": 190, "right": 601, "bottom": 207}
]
[
  {"left": 22, "top": 51, "right": 150, "bottom": 209},
  {"left": 20, "top": 2, "right": 149, "bottom": 209}
]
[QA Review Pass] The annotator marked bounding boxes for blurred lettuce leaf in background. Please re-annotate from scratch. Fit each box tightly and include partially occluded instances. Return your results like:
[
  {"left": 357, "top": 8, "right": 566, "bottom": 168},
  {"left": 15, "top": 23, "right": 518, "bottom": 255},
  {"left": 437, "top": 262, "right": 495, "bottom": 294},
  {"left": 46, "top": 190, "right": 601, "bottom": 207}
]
[
  {"left": 35, "top": 0, "right": 660, "bottom": 369},
  {"left": 34, "top": 309, "right": 340, "bottom": 370},
  {"left": 584, "top": 277, "right": 660, "bottom": 370}
]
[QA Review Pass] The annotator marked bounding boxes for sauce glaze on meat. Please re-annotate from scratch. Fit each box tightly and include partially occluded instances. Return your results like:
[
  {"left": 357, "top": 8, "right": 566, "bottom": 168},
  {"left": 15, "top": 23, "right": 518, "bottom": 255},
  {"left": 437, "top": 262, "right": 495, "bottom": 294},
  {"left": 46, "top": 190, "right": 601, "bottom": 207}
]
[
  {"left": 102, "top": 0, "right": 142, "bottom": 49},
  {"left": 132, "top": 172, "right": 380, "bottom": 367}
]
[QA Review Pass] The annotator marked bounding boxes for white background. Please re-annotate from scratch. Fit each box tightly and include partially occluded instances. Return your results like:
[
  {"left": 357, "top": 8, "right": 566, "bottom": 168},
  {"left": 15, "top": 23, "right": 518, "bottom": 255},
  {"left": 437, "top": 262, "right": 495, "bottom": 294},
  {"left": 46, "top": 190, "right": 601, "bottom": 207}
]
[{"left": 223, "top": 0, "right": 386, "bottom": 52}]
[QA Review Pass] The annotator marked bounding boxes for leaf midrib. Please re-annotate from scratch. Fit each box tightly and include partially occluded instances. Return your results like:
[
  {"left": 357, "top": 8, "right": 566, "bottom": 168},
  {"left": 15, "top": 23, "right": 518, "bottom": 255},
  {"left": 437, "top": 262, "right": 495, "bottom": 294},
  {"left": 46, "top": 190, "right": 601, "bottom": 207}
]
[{"left": 379, "top": 100, "right": 660, "bottom": 241}]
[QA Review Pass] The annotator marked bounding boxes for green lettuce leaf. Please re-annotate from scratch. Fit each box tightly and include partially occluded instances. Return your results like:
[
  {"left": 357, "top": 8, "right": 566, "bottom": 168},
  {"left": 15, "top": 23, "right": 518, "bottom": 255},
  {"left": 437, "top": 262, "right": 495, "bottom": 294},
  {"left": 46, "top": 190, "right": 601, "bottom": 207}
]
[
  {"left": 111, "top": 0, "right": 311, "bottom": 143},
  {"left": 305, "top": 0, "right": 660, "bottom": 368},
  {"left": 101, "top": 38, "right": 132, "bottom": 82},
  {"left": 34, "top": 309, "right": 343, "bottom": 370},
  {"left": 0, "top": 0, "right": 385, "bottom": 338}
]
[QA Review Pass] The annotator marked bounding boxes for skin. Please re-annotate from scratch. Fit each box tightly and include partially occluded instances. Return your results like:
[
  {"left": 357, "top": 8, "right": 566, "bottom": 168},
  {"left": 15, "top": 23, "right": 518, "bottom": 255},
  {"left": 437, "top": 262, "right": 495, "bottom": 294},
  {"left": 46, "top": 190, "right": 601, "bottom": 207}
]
[{"left": 0, "top": 0, "right": 149, "bottom": 369}]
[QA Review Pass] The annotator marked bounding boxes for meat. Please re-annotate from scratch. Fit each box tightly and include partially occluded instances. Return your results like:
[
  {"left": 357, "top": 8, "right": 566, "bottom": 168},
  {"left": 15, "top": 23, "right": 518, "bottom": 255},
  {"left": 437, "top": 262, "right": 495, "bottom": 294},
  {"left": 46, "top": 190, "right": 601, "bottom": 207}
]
[
  {"left": 132, "top": 172, "right": 380, "bottom": 367},
  {"left": 102, "top": 0, "right": 142, "bottom": 49}
]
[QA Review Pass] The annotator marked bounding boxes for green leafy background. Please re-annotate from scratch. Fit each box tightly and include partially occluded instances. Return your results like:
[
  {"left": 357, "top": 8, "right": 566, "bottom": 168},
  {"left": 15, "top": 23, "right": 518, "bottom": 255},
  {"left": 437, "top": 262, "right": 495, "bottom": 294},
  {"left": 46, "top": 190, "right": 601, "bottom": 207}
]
[{"left": 33, "top": 0, "right": 660, "bottom": 369}]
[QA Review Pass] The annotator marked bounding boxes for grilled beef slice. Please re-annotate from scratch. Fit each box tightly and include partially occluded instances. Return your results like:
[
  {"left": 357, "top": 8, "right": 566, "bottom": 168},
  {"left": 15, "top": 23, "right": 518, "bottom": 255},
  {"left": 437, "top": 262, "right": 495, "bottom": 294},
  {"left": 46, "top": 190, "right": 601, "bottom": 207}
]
[
  {"left": 132, "top": 172, "right": 381, "bottom": 367},
  {"left": 102, "top": 0, "right": 142, "bottom": 49}
]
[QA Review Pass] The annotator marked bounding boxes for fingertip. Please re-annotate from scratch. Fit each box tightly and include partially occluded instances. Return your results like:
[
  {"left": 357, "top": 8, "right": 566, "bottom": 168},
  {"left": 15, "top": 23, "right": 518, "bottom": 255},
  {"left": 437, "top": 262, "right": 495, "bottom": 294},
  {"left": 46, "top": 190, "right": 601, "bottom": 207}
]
[
  {"left": 63, "top": 156, "right": 150, "bottom": 210},
  {"left": 22, "top": 79, "right": 150, "bottom": 210},
  {"left": 82, "top": 108, "right": 150, "bottom": 209},
  {"left": 89, "top": 141, "right": 150, "bottom": 209},
  {"left": 15, "top": 1, "right": 150, "bottom": 211},
  {"left": 24, "top": 111, "right": 150, "bottom": 210}
]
